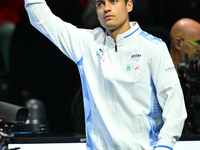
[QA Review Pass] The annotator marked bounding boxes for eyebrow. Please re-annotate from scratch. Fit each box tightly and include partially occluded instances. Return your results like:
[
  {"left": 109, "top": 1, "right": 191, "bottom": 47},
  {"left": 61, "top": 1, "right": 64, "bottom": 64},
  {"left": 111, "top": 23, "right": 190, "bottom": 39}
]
[{"left": 96, "top": 0, "right": 104, "bottom": 2}]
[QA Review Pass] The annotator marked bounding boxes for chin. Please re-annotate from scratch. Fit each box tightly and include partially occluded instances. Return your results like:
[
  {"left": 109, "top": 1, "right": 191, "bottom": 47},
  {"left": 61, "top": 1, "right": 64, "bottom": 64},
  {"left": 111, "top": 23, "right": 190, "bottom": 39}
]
[{"left": 104, "top": 24, "right": 117, "bottom": 31}]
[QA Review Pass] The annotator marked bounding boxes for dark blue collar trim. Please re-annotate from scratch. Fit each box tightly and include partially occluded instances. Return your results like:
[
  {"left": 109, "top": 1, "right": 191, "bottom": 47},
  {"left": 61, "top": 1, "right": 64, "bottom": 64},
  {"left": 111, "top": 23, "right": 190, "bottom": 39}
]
[{"left": 124, "top": 27, "right": 140, "bottom": 39}]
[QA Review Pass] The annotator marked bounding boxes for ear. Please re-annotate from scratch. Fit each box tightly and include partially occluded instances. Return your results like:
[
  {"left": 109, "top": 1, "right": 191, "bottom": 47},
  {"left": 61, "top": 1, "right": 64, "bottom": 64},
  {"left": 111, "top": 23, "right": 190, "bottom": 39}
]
[
  {"left": 174, "top": 38, "right": 182, "bottom": 50},
  {"left": 127, "top": 0, "right": 133, "bottom": 13}
]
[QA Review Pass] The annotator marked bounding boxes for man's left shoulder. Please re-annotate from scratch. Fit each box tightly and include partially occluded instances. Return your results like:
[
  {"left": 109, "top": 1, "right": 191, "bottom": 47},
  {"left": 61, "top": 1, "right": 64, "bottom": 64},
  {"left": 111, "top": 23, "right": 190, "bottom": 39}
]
[{"left": 138, "top": 30, "right": 164, "bottom": 45}]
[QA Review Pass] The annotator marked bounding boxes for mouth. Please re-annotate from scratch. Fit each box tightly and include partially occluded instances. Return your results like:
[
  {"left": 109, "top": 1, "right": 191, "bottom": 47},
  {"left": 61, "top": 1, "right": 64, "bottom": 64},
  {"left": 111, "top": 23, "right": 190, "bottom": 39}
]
[{"left": 104, "top": 15, "right": 114, "bottom": 20}]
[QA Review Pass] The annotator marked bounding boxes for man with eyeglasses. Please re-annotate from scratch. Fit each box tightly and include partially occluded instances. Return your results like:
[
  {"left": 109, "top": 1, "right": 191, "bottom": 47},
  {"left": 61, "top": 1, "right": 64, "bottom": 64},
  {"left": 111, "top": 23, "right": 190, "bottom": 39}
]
[
  {"left": 170, "top": 18, "right": 200, "bottom": 72},
  {"left": 170, "top": 18, "right": 200, "bottom": 134}
]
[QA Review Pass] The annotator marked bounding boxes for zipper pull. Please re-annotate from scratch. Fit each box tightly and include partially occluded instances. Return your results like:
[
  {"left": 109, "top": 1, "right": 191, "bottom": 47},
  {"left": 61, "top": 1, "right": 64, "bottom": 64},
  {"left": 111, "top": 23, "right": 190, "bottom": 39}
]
[{"left": 115, "top": 44, "right": 117, "bottom": 52}]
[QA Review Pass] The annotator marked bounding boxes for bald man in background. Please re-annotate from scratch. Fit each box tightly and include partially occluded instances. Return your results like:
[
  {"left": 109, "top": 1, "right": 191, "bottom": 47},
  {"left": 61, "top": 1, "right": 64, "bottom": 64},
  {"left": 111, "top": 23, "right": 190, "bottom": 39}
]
[
  {"left": 170, "top": 18, "right": 200, "bottom": 71},
  {"left": 170, "top": 18, "right": 200, "bottom": 134}
]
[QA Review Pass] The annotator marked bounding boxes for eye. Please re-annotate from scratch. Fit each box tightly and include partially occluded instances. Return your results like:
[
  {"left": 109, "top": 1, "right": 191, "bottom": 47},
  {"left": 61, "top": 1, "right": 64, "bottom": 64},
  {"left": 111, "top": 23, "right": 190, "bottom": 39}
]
[
  {"left": 111, "top": 0, "right": 117, "bottom": 3},
  {"left": 96, "top": 1, "right": 104, "bottom": 8}
]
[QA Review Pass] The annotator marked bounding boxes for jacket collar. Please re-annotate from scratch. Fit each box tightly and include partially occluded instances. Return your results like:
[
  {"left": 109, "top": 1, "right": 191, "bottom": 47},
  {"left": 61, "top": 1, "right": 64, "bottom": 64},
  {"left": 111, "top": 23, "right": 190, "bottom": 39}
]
[{"left": 104, "top": 21, "right": 141, "bottom": 45}]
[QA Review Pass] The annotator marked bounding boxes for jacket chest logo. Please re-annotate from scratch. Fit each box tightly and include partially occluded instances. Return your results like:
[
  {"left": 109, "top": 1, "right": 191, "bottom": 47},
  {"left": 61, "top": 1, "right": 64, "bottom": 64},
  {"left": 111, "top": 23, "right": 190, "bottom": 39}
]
[
  {"left": 131, "top": 54, "right": 141, "bottom": 62},
  {"left": 96, "top": 48, "right": 105, "bottom": 62},
  {"left": 127, "top": 53, "right": 142, "bottom": 71}
]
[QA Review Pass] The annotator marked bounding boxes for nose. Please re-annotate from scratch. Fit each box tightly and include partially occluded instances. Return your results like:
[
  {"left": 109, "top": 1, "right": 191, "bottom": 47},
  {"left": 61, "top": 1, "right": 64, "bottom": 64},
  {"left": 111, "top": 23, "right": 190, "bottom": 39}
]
[{"left": 104, "top": 1, "right": 111, "bottom": 12}]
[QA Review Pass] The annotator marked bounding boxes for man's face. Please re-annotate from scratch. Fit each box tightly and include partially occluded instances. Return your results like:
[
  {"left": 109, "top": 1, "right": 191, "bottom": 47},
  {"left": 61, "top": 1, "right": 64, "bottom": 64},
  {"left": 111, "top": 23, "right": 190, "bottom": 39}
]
[{"left": 95, "top": 0, "right": 132, "bottom": 32}]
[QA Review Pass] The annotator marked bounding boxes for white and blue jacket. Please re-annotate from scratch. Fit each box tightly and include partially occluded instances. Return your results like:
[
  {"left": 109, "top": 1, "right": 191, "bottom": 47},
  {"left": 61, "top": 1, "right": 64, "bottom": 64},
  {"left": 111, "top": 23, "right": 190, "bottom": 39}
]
[{"left": 25, "top": 0, "right": 187, "bottom": 149}]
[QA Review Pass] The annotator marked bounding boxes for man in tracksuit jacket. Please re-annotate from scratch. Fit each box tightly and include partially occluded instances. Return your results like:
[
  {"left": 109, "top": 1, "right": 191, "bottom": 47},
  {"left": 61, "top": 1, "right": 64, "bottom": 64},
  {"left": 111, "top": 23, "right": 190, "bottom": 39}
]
[{"left": 24, "top": 0, "right": 187, "bottom": 149}]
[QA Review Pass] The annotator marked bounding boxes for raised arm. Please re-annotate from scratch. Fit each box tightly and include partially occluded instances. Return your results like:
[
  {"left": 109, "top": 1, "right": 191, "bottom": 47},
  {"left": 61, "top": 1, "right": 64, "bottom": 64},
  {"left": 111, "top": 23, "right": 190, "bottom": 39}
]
[{"left": 24, "top": 0, "right": 86, "bottom": 62}]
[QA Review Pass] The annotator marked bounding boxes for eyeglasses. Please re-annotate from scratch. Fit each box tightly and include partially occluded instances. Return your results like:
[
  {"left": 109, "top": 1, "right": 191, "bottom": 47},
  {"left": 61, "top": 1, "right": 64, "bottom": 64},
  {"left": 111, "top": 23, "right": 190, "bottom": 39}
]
[{"left": 180, "top": 38, "right": 200, "bottom": 48}]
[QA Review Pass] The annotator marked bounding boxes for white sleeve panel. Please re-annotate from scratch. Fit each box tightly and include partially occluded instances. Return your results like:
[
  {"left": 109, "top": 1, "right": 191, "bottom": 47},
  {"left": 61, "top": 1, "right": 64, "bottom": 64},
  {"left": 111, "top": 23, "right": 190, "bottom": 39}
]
[{"left": 151, "top": 42, "right": 187, "bottom": 148}]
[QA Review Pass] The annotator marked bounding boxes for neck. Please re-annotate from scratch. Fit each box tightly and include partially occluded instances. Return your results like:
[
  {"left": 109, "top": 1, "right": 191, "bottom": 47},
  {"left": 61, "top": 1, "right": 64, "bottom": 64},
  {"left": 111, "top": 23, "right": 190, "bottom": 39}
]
[{"left": 106, "top": 21, "right": 131, "bottom": 43}]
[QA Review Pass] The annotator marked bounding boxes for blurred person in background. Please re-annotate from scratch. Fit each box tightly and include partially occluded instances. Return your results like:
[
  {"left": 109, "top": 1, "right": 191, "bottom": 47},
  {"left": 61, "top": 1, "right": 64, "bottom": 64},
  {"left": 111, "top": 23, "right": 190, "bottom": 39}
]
[
  {"left": 170, "top": 18, "right": 200, "bottom": 134},
  {"left": 0, "top": 0, "right": 25, "bottom": 72}
]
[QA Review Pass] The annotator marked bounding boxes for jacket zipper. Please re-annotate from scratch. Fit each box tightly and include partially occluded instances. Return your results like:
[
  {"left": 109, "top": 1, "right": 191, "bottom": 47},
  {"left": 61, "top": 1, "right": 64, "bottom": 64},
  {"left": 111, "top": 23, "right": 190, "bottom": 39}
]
[{"left": 115, "top": 43, "right": 117, "bottom": 52}]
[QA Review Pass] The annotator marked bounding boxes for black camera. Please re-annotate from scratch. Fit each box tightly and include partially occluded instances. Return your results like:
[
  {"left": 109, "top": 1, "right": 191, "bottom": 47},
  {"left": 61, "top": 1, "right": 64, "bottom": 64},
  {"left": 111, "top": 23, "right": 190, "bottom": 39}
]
[
  {"left": 178, "top": 53, "right": 200, "bottom": 134},
  {"left": 0, "top": 102, "right": 29, "bottom": 124},
  {"left": 0, "top": 102, "right": 29, "bottom": 150}
]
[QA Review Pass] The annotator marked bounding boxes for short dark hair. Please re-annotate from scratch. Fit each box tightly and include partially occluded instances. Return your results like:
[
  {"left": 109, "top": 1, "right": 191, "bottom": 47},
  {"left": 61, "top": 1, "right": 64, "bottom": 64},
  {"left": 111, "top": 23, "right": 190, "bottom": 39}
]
[{"left": 93, "top": 0, "right": 133, "bottom": 3}]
